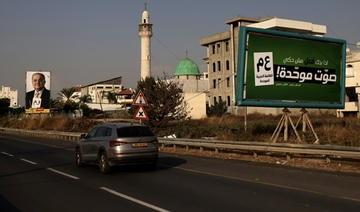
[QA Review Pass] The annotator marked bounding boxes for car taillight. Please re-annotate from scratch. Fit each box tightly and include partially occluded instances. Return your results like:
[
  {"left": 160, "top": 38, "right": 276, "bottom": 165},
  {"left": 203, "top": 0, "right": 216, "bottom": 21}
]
[{"left": 109, "top": 140, "right": 127, "bottom": 147}]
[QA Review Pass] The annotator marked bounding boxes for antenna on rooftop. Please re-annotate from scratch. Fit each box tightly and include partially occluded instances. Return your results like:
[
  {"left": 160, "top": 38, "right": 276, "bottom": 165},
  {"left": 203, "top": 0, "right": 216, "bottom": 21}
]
[
  {"left": 144, "top": 2, "right": 147, "bottom": 10},
  {"left": 185, "top": 49, "right": 188, "bottom": 58}
]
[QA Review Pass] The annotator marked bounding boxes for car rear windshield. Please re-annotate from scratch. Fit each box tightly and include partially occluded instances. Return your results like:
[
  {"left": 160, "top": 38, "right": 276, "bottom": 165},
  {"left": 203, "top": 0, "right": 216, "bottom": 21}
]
[{"left": 116, "top": 126, "right": 155, "bottom": 137}]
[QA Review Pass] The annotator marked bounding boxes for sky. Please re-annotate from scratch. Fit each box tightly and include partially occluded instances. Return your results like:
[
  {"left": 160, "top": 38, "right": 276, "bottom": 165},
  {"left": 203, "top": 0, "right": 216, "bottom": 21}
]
[{"left": 0, "top": 0, "right": 359, "bottom": 106}]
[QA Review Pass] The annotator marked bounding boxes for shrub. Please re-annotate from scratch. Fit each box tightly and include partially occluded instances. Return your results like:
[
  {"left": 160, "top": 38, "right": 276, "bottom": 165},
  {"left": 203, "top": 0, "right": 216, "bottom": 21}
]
[{"left": 206, "top": 100, "right": 228, "bottom": 117}]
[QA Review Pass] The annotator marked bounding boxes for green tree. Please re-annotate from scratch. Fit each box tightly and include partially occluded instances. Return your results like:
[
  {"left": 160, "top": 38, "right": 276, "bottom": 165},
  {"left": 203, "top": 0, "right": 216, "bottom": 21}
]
[
  {"left": 133, "top": 77, "right": 188, "bottom": 131},
  {"left": 9, "top": 107, "right": 25, "bottom": 116},
  {"left": 78, "top": 95, "right": 92, "bottom": 117},
  {"left": 79, "top": 94, "right": 92, "bottom": 104},
  {"left": 106, "top": 91, "right": 117, "bottom": 104},
  {"left": 207, "top": 99, "right": 228, "bottom": 117},
  {"left": 0, "top": 98, "right": 10, "bottom": 116},
  {"left": 50, "top": 98, "right": 64, "bottom": 109}
]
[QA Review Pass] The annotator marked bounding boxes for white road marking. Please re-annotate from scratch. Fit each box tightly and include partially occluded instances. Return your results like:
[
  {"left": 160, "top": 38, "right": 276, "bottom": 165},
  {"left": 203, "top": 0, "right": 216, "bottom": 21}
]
[
  {"left": 47, "top": 168, "right": 80, "bottom": 180},
  {"left": 100, "top": 187, "right": 170, "bottom": 212},
  {"left": 20, "top": 158, "right": 37, "bottom": 165},
  {"left": 1, "top": 152, "right": 14, "bottom": 157}
]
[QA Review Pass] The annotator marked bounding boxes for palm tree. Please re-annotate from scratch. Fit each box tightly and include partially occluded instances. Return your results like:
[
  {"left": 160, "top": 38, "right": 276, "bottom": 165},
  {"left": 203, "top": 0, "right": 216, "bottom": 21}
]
[
  {"left": 59, "top": 88, "right": 78, "bottom": 104},
  {"left": 58, "top": 87, "right": 79, "bottom": 114}
]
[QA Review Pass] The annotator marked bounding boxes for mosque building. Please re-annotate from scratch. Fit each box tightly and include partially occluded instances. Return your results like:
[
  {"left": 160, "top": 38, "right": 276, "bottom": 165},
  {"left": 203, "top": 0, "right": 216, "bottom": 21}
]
[{"left": 172, "top": 57, "right": 209, "bottom": 119}]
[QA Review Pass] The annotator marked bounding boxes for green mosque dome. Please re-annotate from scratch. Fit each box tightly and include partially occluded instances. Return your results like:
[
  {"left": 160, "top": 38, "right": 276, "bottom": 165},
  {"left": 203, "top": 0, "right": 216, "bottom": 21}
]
[{"left": 174, "top": 58, "right": 200, "bottom": 76}]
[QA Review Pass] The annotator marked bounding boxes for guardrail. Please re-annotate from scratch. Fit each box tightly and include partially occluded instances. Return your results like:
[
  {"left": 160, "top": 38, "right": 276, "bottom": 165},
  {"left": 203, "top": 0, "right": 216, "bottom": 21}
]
[
  {"left": 158, "top": 138, "right": 360, "bottom": 161},
  {"left": 1, "top": 127, "right": 360, "bottom": 161},
  {"left": 0, "top": 127, "right": 81, "bottom": 142}
]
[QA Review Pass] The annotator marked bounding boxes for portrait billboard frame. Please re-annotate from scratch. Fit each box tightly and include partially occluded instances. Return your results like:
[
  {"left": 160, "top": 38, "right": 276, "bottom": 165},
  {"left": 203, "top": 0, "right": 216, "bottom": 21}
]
[
  {"left": 236, "top": 27, "right": 346, "bottom": 109},
  {"left": 25, "top": 71, "right": 51, "bottom": 113}
]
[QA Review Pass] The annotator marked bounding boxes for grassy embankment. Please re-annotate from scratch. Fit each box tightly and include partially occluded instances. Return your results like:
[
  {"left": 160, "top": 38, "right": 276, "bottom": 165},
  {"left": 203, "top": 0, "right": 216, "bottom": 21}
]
[{"left": 0, "top": 113, "right": 359, "bottom": 146}]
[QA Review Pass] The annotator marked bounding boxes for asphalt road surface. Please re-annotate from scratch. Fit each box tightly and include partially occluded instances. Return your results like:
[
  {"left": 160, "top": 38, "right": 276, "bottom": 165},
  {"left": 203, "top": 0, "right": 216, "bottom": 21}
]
[{"left": 1, "top": 133, "right": 360, "bottom": 212}]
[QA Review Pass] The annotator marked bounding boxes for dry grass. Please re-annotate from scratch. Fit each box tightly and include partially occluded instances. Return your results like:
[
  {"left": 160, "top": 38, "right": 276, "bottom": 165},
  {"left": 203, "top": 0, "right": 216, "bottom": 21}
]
[
  {"left": 157, "top": 113, "right": 360, "bottom": 146},
  {"left": 0, "top": 115, "right": 98, "bottom": 133},
  {"left": 1, "top": 113, "right": 360, "bottom": 146}
]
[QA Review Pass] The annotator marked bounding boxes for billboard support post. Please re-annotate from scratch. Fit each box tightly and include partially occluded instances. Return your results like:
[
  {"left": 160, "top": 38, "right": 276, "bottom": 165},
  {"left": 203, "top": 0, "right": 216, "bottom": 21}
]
[
  {"left": 271, "top": 108, "right": 301, "bottom": 143},
  {"left": 295, "top": 109, "right": 319, "bottom": 144},
  {"left": 244, "top": 107, "right": 247, "bottom": 132}
]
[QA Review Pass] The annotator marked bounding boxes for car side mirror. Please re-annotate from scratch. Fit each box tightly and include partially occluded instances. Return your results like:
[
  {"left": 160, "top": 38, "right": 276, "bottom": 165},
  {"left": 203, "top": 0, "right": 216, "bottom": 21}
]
[{"left": 80, "top": 134, "right": 87, "bottom": 139}]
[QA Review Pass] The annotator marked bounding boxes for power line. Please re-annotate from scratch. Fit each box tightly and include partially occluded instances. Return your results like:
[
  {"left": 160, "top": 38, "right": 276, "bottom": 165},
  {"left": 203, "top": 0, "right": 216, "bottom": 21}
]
[
  {"left": 154, "top": 36, "right": 180, "bottom": 61},
  {"left": 183, "top": 72, "right": 236, "bottom": 103}
]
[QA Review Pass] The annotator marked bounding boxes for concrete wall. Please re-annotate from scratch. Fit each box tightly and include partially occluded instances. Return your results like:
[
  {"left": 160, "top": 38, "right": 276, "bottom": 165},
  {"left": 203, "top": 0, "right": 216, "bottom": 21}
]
[
  {"left": 184, "top": 93, "right": 207, "bottom": 119},
  {"left": 86, "top": 103, "right": 124, "bottom": 111},
  {"left": 176, "top": 79, "right": 209, "bottom": 93}
]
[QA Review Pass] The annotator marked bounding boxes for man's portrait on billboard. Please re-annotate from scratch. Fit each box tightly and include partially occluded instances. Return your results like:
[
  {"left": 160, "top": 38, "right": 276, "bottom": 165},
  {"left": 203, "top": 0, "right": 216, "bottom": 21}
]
[{"left": 25, "top": 71, "right": 51, "bottom": 109}]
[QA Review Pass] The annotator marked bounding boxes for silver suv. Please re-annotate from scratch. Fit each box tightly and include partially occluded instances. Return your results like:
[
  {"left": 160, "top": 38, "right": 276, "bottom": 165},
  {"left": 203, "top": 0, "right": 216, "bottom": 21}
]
[{"left": 75, "top": 122, "right": 158, "bottom": 174}]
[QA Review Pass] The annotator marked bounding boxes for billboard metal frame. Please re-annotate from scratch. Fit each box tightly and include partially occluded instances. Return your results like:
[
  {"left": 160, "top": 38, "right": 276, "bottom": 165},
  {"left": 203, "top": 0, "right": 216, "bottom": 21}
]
[{"left": 236, "top": 27, "right": 346, "bottom": 109}]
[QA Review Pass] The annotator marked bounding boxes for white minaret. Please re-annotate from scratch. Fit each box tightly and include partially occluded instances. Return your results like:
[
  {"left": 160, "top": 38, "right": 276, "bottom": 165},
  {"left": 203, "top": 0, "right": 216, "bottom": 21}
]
[{"left": 138, "top": 5, "right": 153, "bottom": 80}]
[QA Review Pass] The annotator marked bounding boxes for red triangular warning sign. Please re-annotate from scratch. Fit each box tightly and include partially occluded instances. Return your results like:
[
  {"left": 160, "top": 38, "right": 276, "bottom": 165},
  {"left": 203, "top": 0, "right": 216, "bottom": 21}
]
[
  {"left": 133, "top": 91, "right": 148, "bottom": 106},
  {"left": 134, "top": 106, "right": 148, "bottom": 120}
]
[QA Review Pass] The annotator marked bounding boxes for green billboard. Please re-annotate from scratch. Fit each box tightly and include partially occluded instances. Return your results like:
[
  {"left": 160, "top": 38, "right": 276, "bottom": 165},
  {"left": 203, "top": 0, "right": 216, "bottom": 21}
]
[{"left": 236, "top": 27, "right": 346, "bottom": 109}]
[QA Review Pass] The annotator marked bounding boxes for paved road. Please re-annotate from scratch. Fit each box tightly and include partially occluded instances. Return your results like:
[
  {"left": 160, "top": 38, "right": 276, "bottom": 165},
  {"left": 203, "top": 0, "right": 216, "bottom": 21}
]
[{"left": 1, "top": 133, "right": 360, "bottom": 212}]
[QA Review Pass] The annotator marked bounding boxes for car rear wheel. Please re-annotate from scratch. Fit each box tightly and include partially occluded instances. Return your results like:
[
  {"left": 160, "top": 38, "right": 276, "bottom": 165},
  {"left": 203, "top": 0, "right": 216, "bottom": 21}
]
[
  {"left": 75, "top": 148, "right": 84, "bottom": 167},
  {"left": 99, "top": 152, "right": 111, "bottom": 174}
]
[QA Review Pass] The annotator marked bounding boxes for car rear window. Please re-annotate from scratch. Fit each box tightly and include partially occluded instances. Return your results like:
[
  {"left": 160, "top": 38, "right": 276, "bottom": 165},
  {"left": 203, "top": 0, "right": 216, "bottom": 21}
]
[{"left": 116, "top": 126, "right": 155, "bottom": 137}]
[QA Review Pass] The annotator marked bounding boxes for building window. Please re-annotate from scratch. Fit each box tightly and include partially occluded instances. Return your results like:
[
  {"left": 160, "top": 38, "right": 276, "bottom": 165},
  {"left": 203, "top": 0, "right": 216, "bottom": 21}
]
[
  {"left": 219, "top": 96, "right": 222, "bottom": 102},
  {"left": 97, "top": 86, "right": 104, "bottom": 89},
  {"left": 213, "top": 97, "right": 217, "bottom": 104},
  {"left": 227, "top": 77, "right": 230, "bottom": 87},
  {"left": 226, "top": 60, "right": 230, "bottom": 70},
  {"left": 225, "top": 41, "right": 229, "bottom": 52},
  {"left": 105, "top": 86, "right": 112, "bottom": 89},
  {"left": 218, "top": 78, "right": 221, "bottom": 88},
  {"left": 217, "top": 43, "right": 221, "bottom": 54},
  {"left": 346, "top": 64, "right": 354, "bottom": 77},
  {"left": 212, "top": 45, "right": 215, "bottom": 54},
  {"left": 346, "top": 87, "right": 358, "bottom": 102},
  {"left": 217, "top": 61, "right": 221, "bottom": 71},
  {"left": 227, "top": 96, "right": 231, "bottom": 106},
  {"left": 213, "top": 63, "right": 216, "bottom": 72},
  {"left": 213, "top": 79, "right": 216, "bottom": 88}
]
